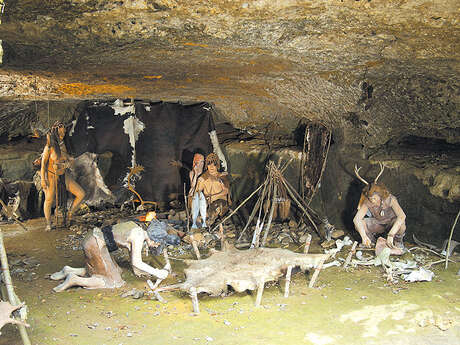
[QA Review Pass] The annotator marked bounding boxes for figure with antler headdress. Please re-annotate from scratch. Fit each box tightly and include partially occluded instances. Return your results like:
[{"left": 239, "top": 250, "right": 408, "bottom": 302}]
[
  {"left": 40, "top": 121, "right": 85, "bottom": 230},
  {"left": 353, "top": 163, "right": 406, "bottom": 254}
]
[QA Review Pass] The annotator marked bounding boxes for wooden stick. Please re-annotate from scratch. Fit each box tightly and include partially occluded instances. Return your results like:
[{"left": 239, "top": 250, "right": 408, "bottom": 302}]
[
  {"left": 307, "top": 130, "right": 331, "bottom": 205},
  {"left": 238, "top": 178, "right": 269, "bottom": 241},
  {"left": 304, "top": 234, "right": 312, "bottom": 254},
  {"left": 344, "top": 241, "right": 358, "bottom": 268},
  {"left": 212, "top": 182, "right": 265, "bottom": 233},
  {"left": 282, "top": 177, "right": 321, "bottom": 219},
  {"left": 250, "top": 219, "right": 263, "bottom": 249},
  {"left": 0, "top": 229, "right": 31, "bottom": 345},
  {"left": 55, "top": 176, "right": 59, "bottom": 226},
  {"left": 255, "top": 279, "right": 265, "bottom": 307},
  {"left": 184, "top": 183, "right": 190, "bottom": 233},
  {"left": 281, "top": 178, "right": 320, "bottom": 237},
  {"left": 190, "top": 287, "right": 200, "bottom": 313},
  {"left": 238, "top": 194, "right": 262, "bottom": 242},
  {"left": 284, "top": 265, "right": 293, "bottom": 298},
  {"left": 219, "top": 223, "right": 225, "bottom": 250},
  {"left": 308, "top": 258, "right": 325, "bottom": 288},
  {"left": 445, "top": 209, "right": 460, "bottom": 269},
  {"left": 261, "top": 184, "right": 277, "bottom": 247}
]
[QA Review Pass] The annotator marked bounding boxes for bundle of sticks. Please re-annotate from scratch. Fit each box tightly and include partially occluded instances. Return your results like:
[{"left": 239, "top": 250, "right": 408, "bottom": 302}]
[{"left": 235, "top": 159, "right": 324, "bottom": 248}]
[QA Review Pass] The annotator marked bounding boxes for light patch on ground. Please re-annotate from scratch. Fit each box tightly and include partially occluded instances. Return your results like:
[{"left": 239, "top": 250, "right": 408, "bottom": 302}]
[
  {"left": 339, "top": 301, "right": 420, "bottom": 338},
  {"left": 304, "top": 332, "right": 337, "bottom": 345}
]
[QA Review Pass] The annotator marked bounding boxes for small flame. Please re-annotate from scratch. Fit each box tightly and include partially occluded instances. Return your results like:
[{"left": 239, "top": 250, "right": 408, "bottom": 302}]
[{"left": 145, "top": 211, "right": 157, "bottom": 222}]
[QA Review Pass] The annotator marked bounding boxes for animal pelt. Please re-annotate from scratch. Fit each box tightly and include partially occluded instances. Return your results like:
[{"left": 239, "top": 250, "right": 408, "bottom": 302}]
[
  {"left": 0, "top": 179, "right": 37, "bottom": 220},
  {"left": 165, "top": 246, "right": 329, "bottom": 296},
  {"left": 71, "top": 152, "right": 115, "bottom": 207}
]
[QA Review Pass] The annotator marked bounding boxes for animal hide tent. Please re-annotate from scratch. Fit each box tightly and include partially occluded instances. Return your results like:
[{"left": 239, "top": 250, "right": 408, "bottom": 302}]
[{"left": 67, "top": 100, "right": 221, "bottom": 205}]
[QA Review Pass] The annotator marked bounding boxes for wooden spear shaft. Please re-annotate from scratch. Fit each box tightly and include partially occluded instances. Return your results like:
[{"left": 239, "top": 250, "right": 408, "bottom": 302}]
[
  {"left": 445, "top": 209, "right": 460, "bottom": 270},
  {"left": 261, "top": 183, "right": 277, "bottom": 247},
  {"left": 211, "top": 182, "right": 265, "bottom": 233},
  {"left": 234, "top": 180, "right": 267, "bottom": 240},
  {"left": 281, "top": 178, "right": 320, "bottom": 237},
  {"left": 0, "top": 229, "right": 31, "bottom": 345},
  {"left": 184, "top": 184, "right": 200, "bottom": 259}
]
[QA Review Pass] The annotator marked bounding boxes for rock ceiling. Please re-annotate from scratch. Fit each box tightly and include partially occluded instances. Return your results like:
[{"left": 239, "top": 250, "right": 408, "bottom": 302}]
[{"left": 0, "top": 0, "right": 459, "bottom": 149}]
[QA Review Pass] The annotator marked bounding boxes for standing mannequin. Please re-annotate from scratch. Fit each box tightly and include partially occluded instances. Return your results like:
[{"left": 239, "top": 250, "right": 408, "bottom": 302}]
[{"left": 40, "top": 122, "right": 85, "bottom": 230}]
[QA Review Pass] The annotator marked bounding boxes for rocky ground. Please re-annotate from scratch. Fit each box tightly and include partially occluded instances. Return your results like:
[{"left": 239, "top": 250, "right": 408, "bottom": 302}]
[{"left": 0, "top": 206, "right": 458, "bottom": 345}]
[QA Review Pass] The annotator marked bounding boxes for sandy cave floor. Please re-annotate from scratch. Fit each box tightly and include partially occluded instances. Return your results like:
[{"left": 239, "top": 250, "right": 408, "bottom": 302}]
[{"left": 0, "top": 218, "right": 459, "bottom": 345}]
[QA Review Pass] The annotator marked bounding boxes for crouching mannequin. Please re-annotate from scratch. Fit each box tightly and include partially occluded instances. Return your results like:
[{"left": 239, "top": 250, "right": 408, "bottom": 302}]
[
  {"left": 353, "top": 163, "right": 406, "bottom": 255},
  {"left": 51, "top": 221, "right": 170, "bottom": 292},
  {"left": 192, "top": 153, "right": 231, "bottom": 228}
]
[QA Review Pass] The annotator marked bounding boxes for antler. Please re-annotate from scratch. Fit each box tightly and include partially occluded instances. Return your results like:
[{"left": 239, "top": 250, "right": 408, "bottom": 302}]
[
  {"left": 374, "top": 162, "right": 385, "bottom": 184},
  {"left": 354, "top": 164, "right": 369, "bottom": 185}
]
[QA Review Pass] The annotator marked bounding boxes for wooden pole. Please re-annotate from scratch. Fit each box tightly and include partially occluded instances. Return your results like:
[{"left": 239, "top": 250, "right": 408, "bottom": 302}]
[
  {"left": 0, "top": 229, "right": 31, "bottom": 345},
  {"left": 303, "top": 234, "right": 312, "bottom": 254},
  {"left": 344, "top": 241, "right": 358, "bottom": 268},
  {"left": 261, "top": 184, "right": 277, "bottom": 247},
  {"left": 308, "top": 258, "right": 325, "bottom": 288},
  {"left": 219, "top": 223, "right": 225, "bottom": 250},
  {"left": 255, "top": 279, "right": 265, "bottom": 307},
  {"left": 284, "top": 265, "right": 293, "bottom": 298},
  {"left": 184, "top": 184, "right": 200, "bottom": 259},
  {"left": 190, "top": 287, "right": 200, "bottom": 313},
  {"left": 445, "top": 209, "right": 460, "bottom": 270},
  {"left": 281, "top": 178, "right": 320, "bottom": 237},
  {"left": 237, "top": 178, "right": 269, "bottom": 241},
  {"left": 212, "top": 182, "right": 265, "bottom": 233}
]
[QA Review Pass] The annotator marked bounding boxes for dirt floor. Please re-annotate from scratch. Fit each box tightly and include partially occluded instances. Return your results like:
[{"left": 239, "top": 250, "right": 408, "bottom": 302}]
[{"left": 0, "top": 218, "right": 459, "bottom": 345}]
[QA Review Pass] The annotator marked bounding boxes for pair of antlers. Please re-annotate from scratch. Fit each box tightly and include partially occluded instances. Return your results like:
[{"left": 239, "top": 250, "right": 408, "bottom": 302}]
[{"left": 354, "top": 162, "right": 385, "bottom": 185}]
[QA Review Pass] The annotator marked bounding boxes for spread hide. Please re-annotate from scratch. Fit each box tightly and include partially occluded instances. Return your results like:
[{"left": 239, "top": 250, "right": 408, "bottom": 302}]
[{"left": 67, "top": 100, "right": 216, "bottom": 204}]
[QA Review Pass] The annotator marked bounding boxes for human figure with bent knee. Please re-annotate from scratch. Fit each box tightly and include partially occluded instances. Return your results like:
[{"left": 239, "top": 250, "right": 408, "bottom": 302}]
[
  {"left": 353, "top": 163, "right": 406, "bottom": 255},
  {"left": 51, "top": 219, "right": 172, "bottom": 292},
  {"left": 40, "top": 121, "right": 85, "bottom": 230}
]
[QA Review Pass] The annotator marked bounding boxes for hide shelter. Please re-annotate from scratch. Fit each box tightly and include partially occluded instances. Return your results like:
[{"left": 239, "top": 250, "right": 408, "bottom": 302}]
[{"left": 66, "top": 100, "right": 220, "bottom": 207}]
